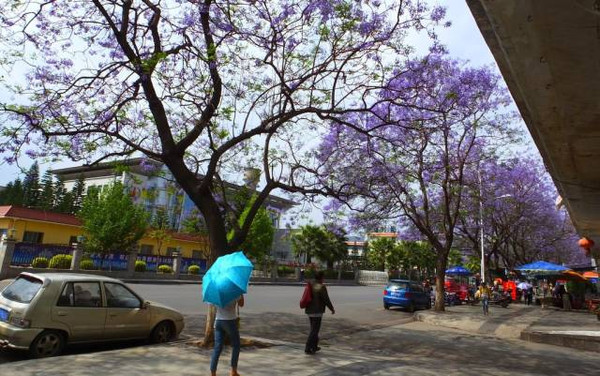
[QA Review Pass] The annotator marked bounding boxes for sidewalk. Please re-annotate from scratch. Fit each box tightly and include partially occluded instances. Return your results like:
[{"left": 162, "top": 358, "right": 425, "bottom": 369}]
[
  {"left": 1, "top": 340, "right": 415, "bottom": 376},
  {"left": 415, "top": 302, "right": 600, "bottom": 352},
  {"left": 2, "top": 303, "right": 598, "bottom": 375}
]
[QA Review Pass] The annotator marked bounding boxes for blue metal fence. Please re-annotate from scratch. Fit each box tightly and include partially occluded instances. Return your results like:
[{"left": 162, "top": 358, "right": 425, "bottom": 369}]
[
  {"left": 181, "top": 257, "right": 207, "bottom": 273},
  {"left": 11, "top": 243, "right": 73, "bottom": 266},
  {"left": 10, "top": 243, "right": 206, "bottom": 274},
  {"left": 136, "top": 255, "right": 176, "bottom": 272},
  {"left": 88, "top": 253, "right": 129, "bottom": 271}
]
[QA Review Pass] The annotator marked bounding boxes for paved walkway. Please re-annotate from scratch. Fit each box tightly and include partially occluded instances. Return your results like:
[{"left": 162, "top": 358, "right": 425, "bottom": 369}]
[
  {"left": 2, "top": 303, "right": 598, "bottom": 375},
  {"left": 415, "top": 302, "right": 600, "bottom": 351}
]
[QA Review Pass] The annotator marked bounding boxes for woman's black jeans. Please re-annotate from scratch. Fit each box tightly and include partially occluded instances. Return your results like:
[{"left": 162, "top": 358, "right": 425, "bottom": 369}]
[{"left": 305, "top": 316, "right": 322, "bottom": 352}]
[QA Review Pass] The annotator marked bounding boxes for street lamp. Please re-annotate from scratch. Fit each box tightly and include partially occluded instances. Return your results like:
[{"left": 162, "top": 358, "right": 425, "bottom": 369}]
[{"left": 478, "top": 168, "right": 512, "bottom": 284}]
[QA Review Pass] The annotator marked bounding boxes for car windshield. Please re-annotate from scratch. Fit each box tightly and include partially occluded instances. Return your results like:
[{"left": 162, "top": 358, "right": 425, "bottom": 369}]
[
  {"left": 2, "top": 275, "right": 43, "bottom": 303},
  {"left": 388, "top": 282, "right": 409, "bottom": 291}
]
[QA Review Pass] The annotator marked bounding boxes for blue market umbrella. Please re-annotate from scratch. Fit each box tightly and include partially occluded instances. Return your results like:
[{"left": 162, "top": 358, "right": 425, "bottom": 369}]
[
  {"left": 445, "top": 266, "right": 472, "bottom": 275},
  {"left": 514, "top": 261, "right": 569, "bottom": 276},
  {"left": 202, "top": 251, "right": 254, "bottom": 308}
]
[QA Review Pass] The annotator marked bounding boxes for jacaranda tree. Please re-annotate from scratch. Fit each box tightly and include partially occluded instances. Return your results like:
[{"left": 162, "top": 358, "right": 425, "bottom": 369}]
[
  {"left": 455, "top": 156, "right": 583, "bottom": 273},
  {"left": 0, "top": 0, "right": 448, "bottom": 338},
  {"left": 0, "top": 0, "right": 446, "bottom": 260},
  {"left": 318, "top": 55, "right": 515, "bottom": 310}
]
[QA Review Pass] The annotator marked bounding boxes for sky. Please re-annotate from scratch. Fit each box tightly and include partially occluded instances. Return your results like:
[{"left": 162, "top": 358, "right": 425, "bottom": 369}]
[{"left": 0, "top": 1, "right": 536, "bottom": 227}]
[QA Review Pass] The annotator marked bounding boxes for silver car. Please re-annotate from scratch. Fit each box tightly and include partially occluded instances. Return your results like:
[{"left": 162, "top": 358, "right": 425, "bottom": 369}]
[{"left": 0, "top": 272, "right": 184, "bottom": 358}]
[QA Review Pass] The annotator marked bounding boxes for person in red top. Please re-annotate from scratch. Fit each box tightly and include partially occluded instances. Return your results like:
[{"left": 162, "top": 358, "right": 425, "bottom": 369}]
[
  {"left": 503, "top": 280, "right": 517, "bottom": 301},
  {"left": 304, "top": 271, "right": 335, "bottom": 355}
]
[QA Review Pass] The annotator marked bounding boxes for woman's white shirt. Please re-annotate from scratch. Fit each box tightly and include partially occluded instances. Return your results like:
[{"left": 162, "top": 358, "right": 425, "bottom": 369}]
[{"left": 215, "top": 300, "right": 238, "bottom": 321}]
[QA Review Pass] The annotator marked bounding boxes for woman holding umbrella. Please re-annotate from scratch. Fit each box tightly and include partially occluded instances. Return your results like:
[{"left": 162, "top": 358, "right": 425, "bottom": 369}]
[
  {"left": 210, "top": 294, "right": 244, "bottom": 376},
  {"left": 203, "top": 251, "right": 254, "bottom": 376}
]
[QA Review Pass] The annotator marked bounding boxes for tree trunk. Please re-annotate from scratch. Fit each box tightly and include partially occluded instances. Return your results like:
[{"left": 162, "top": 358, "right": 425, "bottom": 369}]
[
  {"left": 201, "top": 305, "right": 217, "bottom": 347},
  {"left": 198, "top": 197, "right": 230, "bottom": 347},
  {"left": 434, "top": 252, "right": 449, "bottom": 311}
]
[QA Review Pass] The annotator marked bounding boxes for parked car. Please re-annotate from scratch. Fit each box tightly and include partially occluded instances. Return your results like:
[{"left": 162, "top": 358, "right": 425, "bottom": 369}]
[
  {"left": 0, "top": 272, "right": 184, "bottom": 358},
  {"left": 0, "top": 279, "right": 11, "bottom": 293},
  {"left": 383, "top": 279, "right": 431, "bottom": 312}
]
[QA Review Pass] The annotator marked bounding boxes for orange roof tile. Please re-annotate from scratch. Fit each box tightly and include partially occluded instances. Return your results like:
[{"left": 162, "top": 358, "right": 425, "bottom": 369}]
[
  {"left": 0, "top": 205, "right": 81, "bottom": 226},
  {"left": 369, "top": 232, "right": 398, "bottom": 238}
]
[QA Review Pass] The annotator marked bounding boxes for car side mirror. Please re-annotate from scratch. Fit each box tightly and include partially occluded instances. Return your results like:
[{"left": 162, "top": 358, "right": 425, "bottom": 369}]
[{"left": 141, "top": 301, "right": 151, "bottom": 309}]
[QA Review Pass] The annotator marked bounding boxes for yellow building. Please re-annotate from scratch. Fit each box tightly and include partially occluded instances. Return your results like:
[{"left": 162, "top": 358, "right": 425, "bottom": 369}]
[{"left": 0, "top": 205, "right": 209, "bottom": 259}]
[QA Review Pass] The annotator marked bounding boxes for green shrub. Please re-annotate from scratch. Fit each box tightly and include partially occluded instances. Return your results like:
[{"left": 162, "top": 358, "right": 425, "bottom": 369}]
[
  {"left": 79, "top": 259, "right": 96, "bottom": 270},
  {"left": 49, "top": 254, "right": 73, "bottom": 269},
  {"left": 323, "top": 269, "right": 337, "bottom": 279},
  {"left": 32, "top": 257, "right": 49, "bottom": 268},
  {"left": 188, "top": 265, "right": 201, "bottom": 275},
  {"left": 135, "top": 260, "right": 147, "bottom": 272},
  {"left": 277, "top": 265, "right": 295, "bottom": 275},
  {"left": 158, "top": 264, "right": 173, "bottom": 274}
]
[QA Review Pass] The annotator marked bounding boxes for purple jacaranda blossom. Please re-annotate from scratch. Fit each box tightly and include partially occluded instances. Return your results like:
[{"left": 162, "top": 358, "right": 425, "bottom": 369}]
[
  {"left": 430, "top": 6, "right": 446, "bottom": 22},
  {"left": 183, "top": 12, "right": 195, "bottom": 27},
  {"left": 140, "top": 158, "right": 161, "bottom": 174},
  {"left": 317, "top": 54, "right": 518, "bottom": 282}
]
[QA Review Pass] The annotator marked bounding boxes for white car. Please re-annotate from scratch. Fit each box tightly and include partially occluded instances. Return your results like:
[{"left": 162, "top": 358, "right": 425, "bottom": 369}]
[{"left": 0, "top": 272, "right": 184, "bottom": 358}]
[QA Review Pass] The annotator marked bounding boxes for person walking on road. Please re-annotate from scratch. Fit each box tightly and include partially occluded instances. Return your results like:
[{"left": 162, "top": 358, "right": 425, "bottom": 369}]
[
  {"left": 475, "top": 282, "right": 492, "bottom": 316},
  {"left": 210, "top": 295, "right": 244, "bottom": 376},
  {"left": 304, "top": 270, "right": 335, "bottom": 355}
]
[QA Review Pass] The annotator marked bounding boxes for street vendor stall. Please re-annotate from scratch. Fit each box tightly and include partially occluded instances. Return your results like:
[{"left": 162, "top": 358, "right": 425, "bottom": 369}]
[
  {"left": 514, "top": 261, "right": 569, "bottom": 308},
  {"left": 445, "top": 266, "right": 471, "bottom": 302}
]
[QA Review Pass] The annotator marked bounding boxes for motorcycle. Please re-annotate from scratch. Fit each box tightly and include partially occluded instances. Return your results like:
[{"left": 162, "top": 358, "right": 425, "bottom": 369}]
[
  {"left": 468, "top": 289, "right": 512, "bottom": 308},
  {"left": 489, "top": 290, "right": 512, "bottom": 308},
  {"left": 444, "top": 292, "right": 461, "bottom": 306}
]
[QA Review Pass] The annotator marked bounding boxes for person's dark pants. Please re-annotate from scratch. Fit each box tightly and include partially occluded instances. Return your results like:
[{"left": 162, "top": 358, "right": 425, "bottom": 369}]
[{"left": 305, "top": 316, "right": 322, "bottom": 353}]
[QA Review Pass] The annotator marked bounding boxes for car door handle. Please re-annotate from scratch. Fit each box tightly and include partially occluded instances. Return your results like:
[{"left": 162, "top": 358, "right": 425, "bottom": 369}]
[
  {"left": 109, "top": 313, "right": 118, "bottom": 317},
  {"left": 57, "top": 311, "right": 68, "bottom": 316}
]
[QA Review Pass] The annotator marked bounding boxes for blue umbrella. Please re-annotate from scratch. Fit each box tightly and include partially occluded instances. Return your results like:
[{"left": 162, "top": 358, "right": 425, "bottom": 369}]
[
  {"left": 445, "top": 266, "right": 471, "bottom": 275},
  {"left": 515, "top": 261, "right": 569, "bottom": 276},
  {"left": 515, "top": 261, "right": 569, "bottom": 272},
  {"left": 202, "top": 251, "right": 254, "bottom": 308}
]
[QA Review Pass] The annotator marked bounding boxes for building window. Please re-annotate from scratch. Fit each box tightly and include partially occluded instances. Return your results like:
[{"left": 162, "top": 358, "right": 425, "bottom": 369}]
[
  {"left": 166, "top": 247, "right": 177, "bottom": 256},
  {"left": 0, "top": 229, "right": 7, "bottom": 238},
  {"left": 140, "top": 244, "right": 154, "bottom": 255},
  {"left": 69, "top": 236, "right": 78, "bottom": 245},
  {"left": 192, "top": 250, "right": 204, "bottom": 259},
  {"left": 22, "top": 231, "right": 44, "bottom": 244}
]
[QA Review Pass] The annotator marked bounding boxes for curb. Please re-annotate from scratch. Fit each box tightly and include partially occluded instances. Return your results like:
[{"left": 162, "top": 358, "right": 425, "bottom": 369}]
[
  {"left": 415, "top": 309, "right": 600, "bottom": 353},
  {"left": 521, "top": 330, "right": 600, "bottom": 353}
]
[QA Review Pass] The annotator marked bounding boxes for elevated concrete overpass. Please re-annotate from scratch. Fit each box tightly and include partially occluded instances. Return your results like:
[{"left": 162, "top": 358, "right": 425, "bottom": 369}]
[{"left": 467, "top": 0, "right": 600, "bottom": 253}]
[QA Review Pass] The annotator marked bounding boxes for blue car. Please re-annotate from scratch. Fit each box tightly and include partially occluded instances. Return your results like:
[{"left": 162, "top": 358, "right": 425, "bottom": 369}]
[{"left": 383, "top": 279, "right": 431, "bottom": 312}]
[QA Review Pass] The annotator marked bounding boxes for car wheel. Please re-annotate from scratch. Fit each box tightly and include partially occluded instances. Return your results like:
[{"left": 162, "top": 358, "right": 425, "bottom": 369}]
[
  {"left": 407, "top": 302, "right": 416, "bottom": 313},
  {"left": 384, "top": 302, "right": 390, "bottom": 310},
  {"left": 151, "top": 321, "right": 174, "bottom": 344},
  {"left": 29, "top": 330, "right": 65, "bottom": 358}
]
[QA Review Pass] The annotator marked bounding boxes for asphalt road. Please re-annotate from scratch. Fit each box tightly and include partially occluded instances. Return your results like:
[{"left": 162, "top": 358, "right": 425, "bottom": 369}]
[
  {"left": 129, "top": 283, "right": 408, "bottom": 323},
  {"left": 2, "top": 283, "right": 599, "bottom": 374}
]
